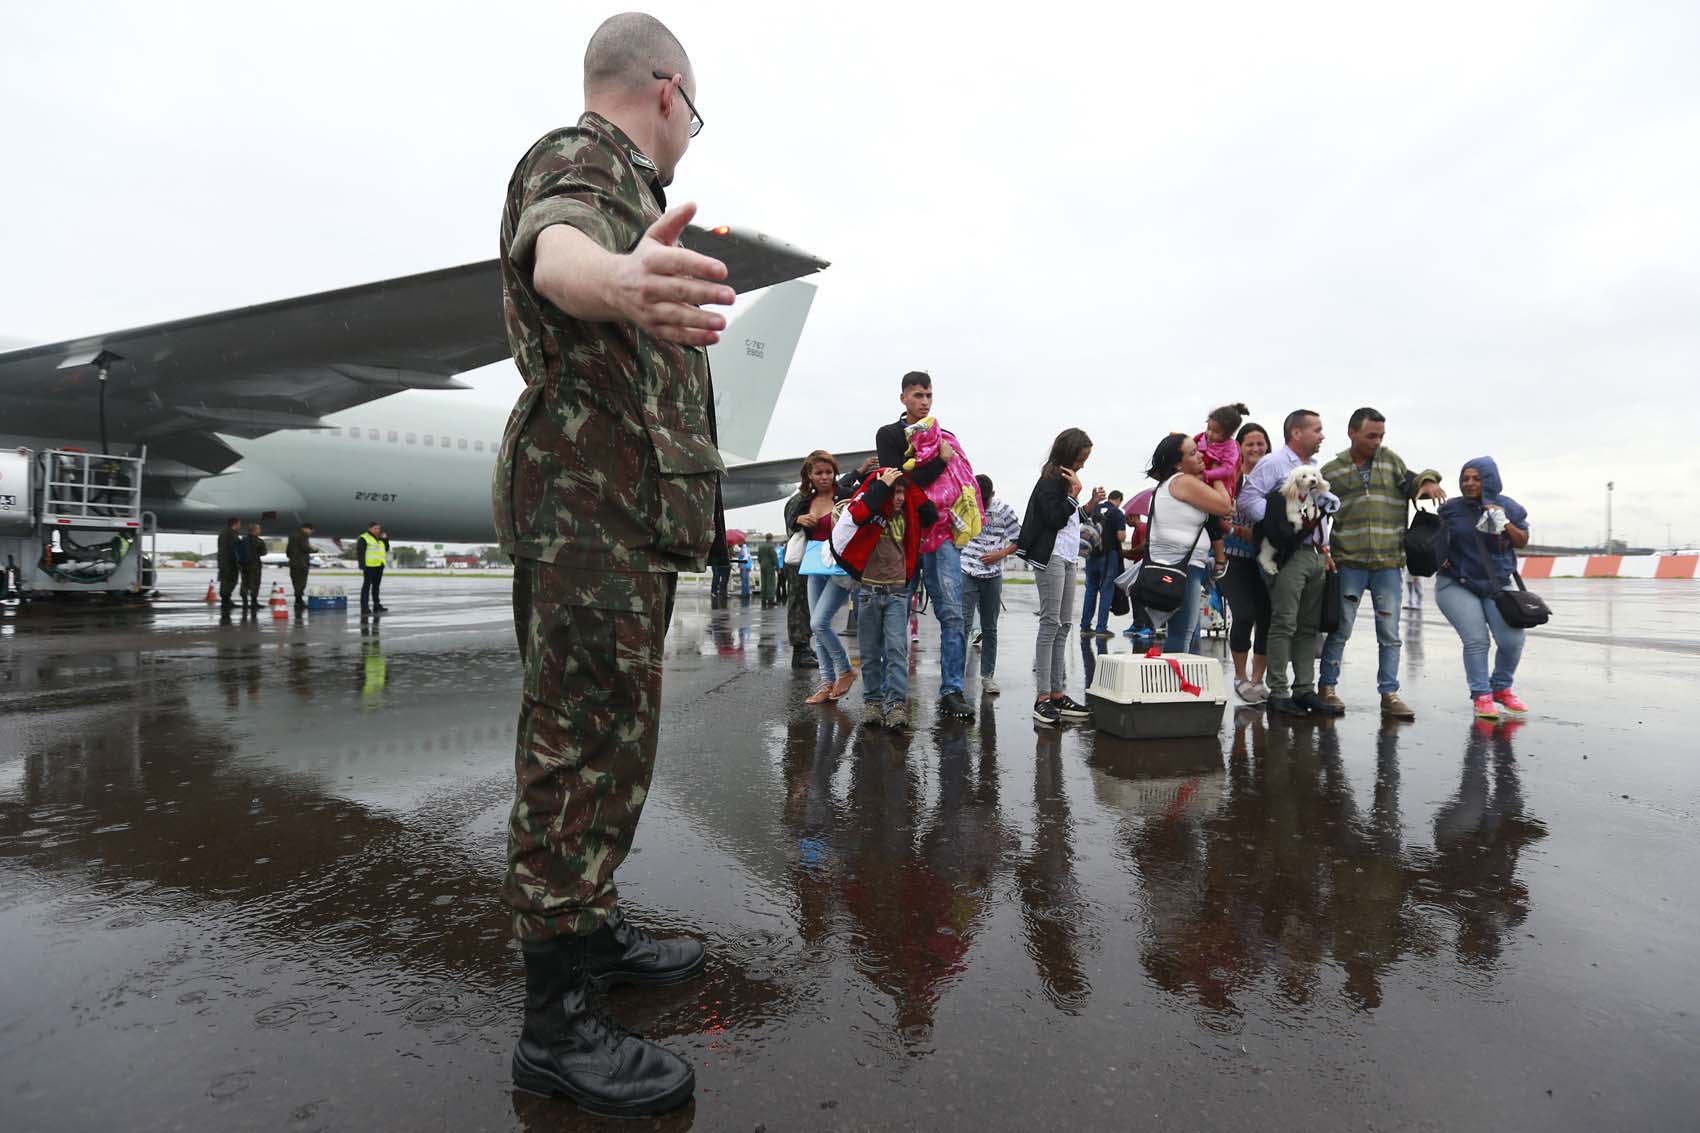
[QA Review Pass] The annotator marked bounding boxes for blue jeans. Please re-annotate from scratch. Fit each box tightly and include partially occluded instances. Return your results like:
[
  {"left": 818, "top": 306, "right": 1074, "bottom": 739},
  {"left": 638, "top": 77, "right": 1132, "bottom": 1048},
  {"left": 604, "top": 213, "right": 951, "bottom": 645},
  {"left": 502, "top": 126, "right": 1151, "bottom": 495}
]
[
  {"left": 961, "top": 572, "right": 1002, "bottom": 679},
  {"left": 1078, "top": 554, "right": 1117, "bottom": 631},
  {"left": 917, "top": 541, "right": 966, "bottom": 695},
  {"left": 1320, "top": 565, "right": 1404, "bottom": 694},
  {"left": 1154, "top": 563, "right": 1208, "bottom": 654},
  {"left": 807, "top": 573, "right": 852, "bottom": 681},
  {"left": 858, "top": 587, "right": 911, "bottom": 709},
  {"left": 1435, "top": 574, "right": 1526, "bottom": 696}
]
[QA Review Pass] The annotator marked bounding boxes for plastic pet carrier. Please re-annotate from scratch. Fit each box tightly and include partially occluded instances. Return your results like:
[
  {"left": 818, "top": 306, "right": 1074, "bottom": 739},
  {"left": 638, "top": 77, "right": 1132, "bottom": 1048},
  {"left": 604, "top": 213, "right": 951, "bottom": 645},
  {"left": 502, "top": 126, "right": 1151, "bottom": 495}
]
[{"left": 1086, "top": 652, "right": 1226, "bottom": 739}]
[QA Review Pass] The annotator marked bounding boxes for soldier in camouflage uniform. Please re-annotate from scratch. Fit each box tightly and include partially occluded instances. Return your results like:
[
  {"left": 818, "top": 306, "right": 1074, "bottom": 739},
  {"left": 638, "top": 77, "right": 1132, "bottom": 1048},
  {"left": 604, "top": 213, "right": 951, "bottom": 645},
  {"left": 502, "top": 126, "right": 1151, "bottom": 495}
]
[
  {"left": 285, "top": 522, "right": 314, "bottom": 610},
  {"left": 490, "top": 12, "right": 730, "bottom": 1119},
  {"left": 215, "top": 516, "right": 239, "bottom": 610}
]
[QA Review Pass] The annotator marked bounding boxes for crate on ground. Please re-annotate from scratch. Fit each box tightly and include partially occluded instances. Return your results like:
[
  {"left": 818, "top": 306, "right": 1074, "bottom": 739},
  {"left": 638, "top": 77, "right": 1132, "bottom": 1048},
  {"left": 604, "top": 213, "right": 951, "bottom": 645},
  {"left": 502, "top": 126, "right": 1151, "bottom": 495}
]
[
  {"left": 1086, "top": 652, "right": 1226, "bottom": 739},
  {"left": 306, "top": 584, "right": 348, "bottom": 611}
]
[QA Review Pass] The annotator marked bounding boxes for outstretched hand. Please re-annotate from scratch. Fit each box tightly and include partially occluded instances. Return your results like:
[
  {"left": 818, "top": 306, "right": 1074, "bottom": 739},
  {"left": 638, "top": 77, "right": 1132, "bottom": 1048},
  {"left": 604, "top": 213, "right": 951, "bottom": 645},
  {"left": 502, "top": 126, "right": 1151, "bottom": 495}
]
[{"left": 610, "top": 202, "right": 737, "bottom": 346}]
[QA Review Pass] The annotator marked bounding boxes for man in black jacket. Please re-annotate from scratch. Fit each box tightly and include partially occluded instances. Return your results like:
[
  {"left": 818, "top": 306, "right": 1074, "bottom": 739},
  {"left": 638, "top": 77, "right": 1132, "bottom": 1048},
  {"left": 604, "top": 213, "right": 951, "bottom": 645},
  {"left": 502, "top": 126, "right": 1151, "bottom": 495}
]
[{"left": 874, "top": 371, "right": 974, "bottom": 720}]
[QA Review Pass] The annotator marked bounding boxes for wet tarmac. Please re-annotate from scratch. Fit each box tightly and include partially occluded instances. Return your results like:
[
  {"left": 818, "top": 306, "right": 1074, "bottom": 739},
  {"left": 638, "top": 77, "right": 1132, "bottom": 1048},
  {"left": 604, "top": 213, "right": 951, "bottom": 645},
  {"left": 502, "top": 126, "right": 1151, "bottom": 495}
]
[{"left": 2, "top": 571, "right": 1697, "bottom": 1131}]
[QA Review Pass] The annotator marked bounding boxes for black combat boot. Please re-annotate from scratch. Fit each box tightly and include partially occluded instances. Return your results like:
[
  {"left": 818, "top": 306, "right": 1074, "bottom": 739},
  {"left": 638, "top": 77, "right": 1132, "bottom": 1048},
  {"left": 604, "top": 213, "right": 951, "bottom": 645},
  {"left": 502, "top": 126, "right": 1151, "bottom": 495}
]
[
  {"left": 581, "top": 908, "right": 706, "bottom": 989},
  {"left": 512, "top": 938, "right": 695, "bottom": 1117}
]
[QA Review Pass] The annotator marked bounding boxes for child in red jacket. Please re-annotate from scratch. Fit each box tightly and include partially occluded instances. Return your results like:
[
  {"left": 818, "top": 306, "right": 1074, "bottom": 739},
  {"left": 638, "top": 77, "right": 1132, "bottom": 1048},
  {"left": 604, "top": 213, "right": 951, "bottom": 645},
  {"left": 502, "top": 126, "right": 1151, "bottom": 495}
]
[{"left": 832, "top": 469, "right": 922, "bottom": 730}]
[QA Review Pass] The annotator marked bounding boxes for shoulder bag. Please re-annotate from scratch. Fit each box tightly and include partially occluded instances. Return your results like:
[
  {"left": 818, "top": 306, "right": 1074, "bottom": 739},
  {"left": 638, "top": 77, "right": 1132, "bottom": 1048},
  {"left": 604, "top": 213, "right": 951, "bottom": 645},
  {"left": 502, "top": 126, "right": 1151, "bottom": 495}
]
[
  {"left": 1471, "top": 520, "right": 1550, "bottom": 628},
  {"left": 1133, "top": 489, "right": 1205, "bottom": 614},
  {"left": 1404, "top": 501, "right": 1442, "bottom": 577},
  {"left": 783, "top": 529, "right": 807, "bottom": 567}
]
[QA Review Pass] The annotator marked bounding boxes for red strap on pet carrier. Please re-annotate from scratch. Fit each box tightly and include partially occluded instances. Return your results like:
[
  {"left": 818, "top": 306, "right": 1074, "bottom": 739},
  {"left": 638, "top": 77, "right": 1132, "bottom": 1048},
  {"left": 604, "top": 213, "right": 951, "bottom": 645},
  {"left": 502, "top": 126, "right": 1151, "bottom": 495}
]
[{"left": 1144, "top": 646, "right": 1201, "bottom": 696}]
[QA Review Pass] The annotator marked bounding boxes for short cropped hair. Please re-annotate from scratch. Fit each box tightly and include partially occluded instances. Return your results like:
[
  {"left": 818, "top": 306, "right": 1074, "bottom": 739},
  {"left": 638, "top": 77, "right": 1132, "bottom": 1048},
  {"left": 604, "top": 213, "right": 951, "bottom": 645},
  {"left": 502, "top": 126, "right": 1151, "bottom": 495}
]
[
  {"left": 1348, "top": 406, "right": 1386, "bottom": 432},
  {"left": 901, "top": 370, "right": 931, "bottom": 392},
  {"left": 1283, "top": 409, "right": 1319, "bottom": 442},
  {"left": 583, "top": 12, "right": 690, "bottom": 95},
  {"left": 975, "top": 473, "right": 993, "bottom": 500}
]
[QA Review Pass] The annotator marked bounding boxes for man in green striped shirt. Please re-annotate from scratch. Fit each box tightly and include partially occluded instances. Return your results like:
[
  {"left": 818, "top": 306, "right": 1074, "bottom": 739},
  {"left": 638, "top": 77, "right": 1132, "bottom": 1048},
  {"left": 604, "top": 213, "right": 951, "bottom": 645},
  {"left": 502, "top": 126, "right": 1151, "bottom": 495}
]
[{"left": 1318, "top": 408, "right": 1445, "bottom": 719}]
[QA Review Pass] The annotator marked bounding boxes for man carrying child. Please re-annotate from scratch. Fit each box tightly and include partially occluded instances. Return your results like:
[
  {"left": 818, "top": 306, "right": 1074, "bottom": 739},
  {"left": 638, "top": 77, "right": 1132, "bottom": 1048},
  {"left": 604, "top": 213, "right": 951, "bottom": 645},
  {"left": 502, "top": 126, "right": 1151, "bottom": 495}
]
[{"left": 832, "top": 467, "right": 923, "bottom": 731}]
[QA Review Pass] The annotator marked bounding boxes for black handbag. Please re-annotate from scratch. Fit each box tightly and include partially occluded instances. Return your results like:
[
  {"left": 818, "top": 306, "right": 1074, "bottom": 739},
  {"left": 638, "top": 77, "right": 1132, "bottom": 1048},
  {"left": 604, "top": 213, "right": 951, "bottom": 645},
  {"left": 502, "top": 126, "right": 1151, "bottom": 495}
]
[
  {"left": 1404, "top": 504, "right": 1442, "bottom": 577},
  {"left": 1134, "top": 491, "right": 1205, "bottom": 614},
  {"left": 1319, "top": 568, "right": 1342, "bottom": 634},
  {"left": 1471, "top": 519, "right": 1550, "bottom": 628}
]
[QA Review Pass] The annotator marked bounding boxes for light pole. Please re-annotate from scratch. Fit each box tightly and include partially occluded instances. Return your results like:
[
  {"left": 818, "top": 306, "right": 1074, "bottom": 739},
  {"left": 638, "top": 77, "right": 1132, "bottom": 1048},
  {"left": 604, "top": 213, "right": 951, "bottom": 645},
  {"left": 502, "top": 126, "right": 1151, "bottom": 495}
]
[{"left": 1605, "top": 481, "right": 1614, "bottom": 551}]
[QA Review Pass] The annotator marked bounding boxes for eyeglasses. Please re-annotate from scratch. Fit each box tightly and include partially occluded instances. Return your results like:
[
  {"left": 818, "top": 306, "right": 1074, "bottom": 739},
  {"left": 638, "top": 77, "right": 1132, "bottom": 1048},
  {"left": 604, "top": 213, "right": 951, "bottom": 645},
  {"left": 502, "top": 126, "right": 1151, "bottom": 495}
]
[{"left": 652, "top": 70, "right": 703, "bottom": 137}]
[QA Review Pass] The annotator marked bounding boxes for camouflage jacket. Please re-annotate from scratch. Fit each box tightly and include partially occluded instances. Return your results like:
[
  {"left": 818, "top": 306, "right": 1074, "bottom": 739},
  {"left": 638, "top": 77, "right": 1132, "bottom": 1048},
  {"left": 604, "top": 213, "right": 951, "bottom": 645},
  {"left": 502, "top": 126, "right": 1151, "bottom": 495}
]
[
  {"left": 493, "top": 111, "right": 727, "bottom": 587},
  {"left": 285, "top": 529, "right": 312, "bottom": 566}
]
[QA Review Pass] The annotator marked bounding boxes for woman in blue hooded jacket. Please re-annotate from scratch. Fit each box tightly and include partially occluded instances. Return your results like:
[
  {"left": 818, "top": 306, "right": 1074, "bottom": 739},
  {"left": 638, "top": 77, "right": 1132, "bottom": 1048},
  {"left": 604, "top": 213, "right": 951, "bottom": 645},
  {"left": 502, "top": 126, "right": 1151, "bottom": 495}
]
[{"left": 1434, "top": 456, "right": 1531, "bottom": 720}]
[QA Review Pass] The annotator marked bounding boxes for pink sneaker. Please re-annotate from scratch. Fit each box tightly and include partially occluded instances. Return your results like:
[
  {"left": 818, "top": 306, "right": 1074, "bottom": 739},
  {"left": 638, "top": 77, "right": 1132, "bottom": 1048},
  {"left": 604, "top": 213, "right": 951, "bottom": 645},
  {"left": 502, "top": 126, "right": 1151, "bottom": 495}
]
[
  {"left": 1472, "top": 693, "right": 1500, "bottom": 720},
  {"left": 1494, "top": 689, "right": 1528, "bottom": 714}
]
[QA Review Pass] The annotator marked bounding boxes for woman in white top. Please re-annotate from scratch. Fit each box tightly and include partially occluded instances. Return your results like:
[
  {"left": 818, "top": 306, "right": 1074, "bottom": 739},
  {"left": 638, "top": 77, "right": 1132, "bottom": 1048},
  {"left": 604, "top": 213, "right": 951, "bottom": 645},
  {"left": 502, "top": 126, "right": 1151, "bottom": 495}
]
[{"left": 1142, "top": 433, "right": 1233, "bottom": 654}]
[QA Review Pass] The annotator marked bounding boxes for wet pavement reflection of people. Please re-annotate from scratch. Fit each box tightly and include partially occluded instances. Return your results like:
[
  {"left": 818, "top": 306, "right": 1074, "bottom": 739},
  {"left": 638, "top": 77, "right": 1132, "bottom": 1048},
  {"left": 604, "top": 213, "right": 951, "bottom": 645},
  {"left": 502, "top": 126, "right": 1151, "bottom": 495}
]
[
  {"left": 1017, "top": 727, "right": 1094, "bottom": 1013},
  {"left": 1426, "top": 719, "right": 1546, "bottom": 966},
  {"left": 1123, "top": 710, "right": 1545, "bottom": 1016}
]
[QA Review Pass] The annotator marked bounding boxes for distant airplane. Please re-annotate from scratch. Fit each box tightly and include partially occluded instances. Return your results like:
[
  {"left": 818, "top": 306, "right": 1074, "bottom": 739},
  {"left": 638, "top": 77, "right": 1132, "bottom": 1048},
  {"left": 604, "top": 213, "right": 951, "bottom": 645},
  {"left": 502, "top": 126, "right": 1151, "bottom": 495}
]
[
  {"left": 259, "top": 552, "right": 336, "bottom": 569},
  {"left": 0, "top": 227, "right": 868, "bottom": 545}
]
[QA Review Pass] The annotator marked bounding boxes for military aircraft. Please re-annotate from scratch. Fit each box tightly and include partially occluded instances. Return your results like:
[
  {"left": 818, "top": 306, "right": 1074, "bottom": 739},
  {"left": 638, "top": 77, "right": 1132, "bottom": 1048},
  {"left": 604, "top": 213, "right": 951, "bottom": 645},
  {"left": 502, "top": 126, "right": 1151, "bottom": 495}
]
[{"left": 0, "top": 226, "right": 863, "bottom": 545}]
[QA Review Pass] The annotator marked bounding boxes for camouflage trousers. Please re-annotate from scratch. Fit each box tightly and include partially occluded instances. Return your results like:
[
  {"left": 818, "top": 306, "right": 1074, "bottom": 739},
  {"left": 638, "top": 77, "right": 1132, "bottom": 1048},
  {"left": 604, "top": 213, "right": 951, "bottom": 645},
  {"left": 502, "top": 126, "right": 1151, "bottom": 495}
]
[
  {"left": 503, "top": 558, "right": 676, "bottom": 943},
  {"left": 784, "top": 564, "right": 811, "bottom": 647}
]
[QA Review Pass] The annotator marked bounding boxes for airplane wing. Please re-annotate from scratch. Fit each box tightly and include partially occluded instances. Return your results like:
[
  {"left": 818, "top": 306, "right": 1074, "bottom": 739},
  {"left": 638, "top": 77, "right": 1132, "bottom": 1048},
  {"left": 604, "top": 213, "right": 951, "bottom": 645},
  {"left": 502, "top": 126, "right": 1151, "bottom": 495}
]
[
  {"left": 721, "top": 450, "right": 877, "bottom": 512},
  {"left": 679, "top": 226, "right": 830, "bottom": 295},
  {"left": 0, "top": 261, "right": 505, "bottom": 476},
  {"left": 0, "top": 226, "right": 828, "bottom": 479}
]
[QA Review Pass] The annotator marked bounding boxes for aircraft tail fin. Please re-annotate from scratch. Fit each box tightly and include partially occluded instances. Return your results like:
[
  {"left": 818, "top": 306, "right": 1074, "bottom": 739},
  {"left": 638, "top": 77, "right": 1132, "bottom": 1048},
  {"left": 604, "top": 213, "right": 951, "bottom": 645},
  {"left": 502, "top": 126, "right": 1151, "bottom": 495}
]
[{"left": 708, "top": 280, "right": 816, "bottom": 463}]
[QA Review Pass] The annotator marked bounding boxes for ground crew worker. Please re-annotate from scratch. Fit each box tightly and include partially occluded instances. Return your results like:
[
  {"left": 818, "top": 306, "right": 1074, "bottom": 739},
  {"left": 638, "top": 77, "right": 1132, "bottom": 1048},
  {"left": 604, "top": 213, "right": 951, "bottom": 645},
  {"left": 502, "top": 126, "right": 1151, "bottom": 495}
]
[
  {"left": 756, "top": 533, "right": 779, "bottom": 608},
  {"left": 357, "top": 521, "right": 388, "bottom": 614},
  {"left": 287, "top": 523, "right": 315, "bottom": 610},
  {"left": 237, "top": 523, "right": 265, "bottom": 610},
  {"left": 216, "top": 516, "right": 240, "bottom": 610},
  {"left": 491, "top": 13, "right": 728, "bottom": 1117}
]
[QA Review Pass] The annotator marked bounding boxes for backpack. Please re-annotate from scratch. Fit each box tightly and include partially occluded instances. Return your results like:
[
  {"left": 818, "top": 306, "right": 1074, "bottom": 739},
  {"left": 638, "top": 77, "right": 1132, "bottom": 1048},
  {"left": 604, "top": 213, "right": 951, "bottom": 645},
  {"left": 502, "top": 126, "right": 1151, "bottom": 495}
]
[{"left": 1079, "top": 513, "right": 1103, "bottom": 558}]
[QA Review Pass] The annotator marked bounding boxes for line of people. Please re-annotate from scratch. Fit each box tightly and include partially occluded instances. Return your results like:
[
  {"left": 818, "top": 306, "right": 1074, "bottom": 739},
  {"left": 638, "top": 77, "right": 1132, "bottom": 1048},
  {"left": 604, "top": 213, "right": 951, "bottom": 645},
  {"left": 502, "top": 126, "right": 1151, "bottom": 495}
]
[
  {"left": 1056, "top": 406, "right": 1533, "bottom": 723},
  {"left": 213, "top": 517, "right": 392, "bottom": 616},
  {"left": 784, "top": 384, "right": 1536, "bottom": 729}
]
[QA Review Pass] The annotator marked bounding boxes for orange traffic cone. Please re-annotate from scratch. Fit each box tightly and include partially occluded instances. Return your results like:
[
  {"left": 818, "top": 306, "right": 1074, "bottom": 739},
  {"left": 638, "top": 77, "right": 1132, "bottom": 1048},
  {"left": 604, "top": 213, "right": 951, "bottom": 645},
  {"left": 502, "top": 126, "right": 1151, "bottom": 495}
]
[
  {"left": 270, "top": 583, "right": 289, "bottom": 620},
  {"left": 205, "top": 580, "right": 218, "bottom": 603}
]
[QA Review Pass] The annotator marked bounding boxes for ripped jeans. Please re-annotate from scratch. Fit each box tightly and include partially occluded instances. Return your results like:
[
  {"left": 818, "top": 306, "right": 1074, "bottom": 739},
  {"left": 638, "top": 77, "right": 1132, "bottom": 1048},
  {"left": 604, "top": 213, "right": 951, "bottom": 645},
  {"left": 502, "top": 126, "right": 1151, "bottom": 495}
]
[{"left": 1319, "top": 565, "right": 1403, "bottom": 694}]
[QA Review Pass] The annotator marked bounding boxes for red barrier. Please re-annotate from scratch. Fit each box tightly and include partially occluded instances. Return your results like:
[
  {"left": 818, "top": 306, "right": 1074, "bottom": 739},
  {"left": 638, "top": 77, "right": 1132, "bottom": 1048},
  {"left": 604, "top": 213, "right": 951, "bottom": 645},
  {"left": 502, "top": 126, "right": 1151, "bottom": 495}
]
[
  {"left": 1656, "top": 555, "right": 1699, "bottom": 580},
  {"left": 1520, "top": 557, "right": 1555, "bottom": 579},
  {"left": 1584, "top": 555, "right": 1622, "bottom": 577}
]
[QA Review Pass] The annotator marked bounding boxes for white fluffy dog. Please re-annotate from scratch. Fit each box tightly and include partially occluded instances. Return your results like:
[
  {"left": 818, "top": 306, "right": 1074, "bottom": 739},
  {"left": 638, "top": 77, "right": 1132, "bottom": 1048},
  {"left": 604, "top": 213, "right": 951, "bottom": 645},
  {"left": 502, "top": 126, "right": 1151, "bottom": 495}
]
[{"left": 1257, "top": 466, "right": 1332, "bottom": 576}]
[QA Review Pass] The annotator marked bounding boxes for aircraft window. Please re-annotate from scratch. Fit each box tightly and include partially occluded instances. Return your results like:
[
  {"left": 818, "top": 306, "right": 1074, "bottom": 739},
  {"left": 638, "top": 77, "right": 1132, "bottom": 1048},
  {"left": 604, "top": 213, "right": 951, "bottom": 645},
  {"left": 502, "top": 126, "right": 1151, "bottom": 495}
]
[
  {"left": 406, "top": 432, "right": 417, "bottom": 445},
  {"left": 368, "top": 428, "right": 379, "bottom": 440},
  {"left": 423, "top": 435, "right": 434, "bottom": 447},
  {"left": 475, "top": 440, "right": 485, "bottom": 452},
  {"left": 350, "top": 429, "right": 360, "bottom": 442},
  {"left": 458, "top": 438, "right": 467, "bottom": 450},
  {"left": 329, "top": 427, "right": 342, "bottom": 437},
  {"left": 388, "top": 430, "right": 398, "bottom": 443},
  {"left": 440, "top": 436, "right": 450, "bottom": 448}
]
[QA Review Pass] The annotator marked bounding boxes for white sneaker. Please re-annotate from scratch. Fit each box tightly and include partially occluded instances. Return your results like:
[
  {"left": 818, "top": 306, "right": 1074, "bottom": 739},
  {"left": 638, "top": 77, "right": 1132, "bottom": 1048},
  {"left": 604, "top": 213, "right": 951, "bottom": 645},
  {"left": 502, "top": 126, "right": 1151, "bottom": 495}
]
[
  {"left": 1252, "top": 681, "right": 1271, "bottom": 701},
  {"left": 982, "top": 677, "right": 1000, "bottom": 695},
  {"left": 1235, "top": 678, "right": 1267, "bottom": 704}
]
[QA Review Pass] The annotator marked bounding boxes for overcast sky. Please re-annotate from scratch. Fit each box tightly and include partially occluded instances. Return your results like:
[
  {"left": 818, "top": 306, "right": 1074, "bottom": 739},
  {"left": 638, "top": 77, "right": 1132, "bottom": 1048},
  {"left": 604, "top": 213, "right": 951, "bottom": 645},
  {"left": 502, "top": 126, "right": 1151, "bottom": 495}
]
[{"left": 5, "top": 2, "right": 1698, "bottom": 549}]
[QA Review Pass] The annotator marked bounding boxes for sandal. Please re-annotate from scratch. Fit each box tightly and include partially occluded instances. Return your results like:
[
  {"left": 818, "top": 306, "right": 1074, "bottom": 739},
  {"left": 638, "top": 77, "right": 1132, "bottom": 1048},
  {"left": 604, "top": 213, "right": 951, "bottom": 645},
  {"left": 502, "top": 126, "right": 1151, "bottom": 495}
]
[
  {"left": 805, "top": 683, "right": 834, "bottom": 705},
  {"left": 828, "top": 670, "right": 857, "bottom": 700}
]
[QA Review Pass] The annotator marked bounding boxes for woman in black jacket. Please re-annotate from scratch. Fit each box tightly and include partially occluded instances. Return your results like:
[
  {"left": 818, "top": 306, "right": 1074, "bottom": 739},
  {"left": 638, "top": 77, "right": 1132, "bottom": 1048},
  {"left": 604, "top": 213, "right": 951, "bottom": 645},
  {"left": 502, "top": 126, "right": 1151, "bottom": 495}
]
[{"left": 1018, "top": 428, "right": 1105, "bottom": 725}]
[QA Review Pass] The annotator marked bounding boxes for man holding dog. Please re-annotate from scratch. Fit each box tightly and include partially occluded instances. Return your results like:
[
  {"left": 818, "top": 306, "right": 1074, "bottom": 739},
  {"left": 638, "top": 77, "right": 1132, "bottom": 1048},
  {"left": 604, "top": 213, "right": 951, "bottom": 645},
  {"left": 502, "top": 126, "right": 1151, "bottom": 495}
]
[
  {"left": 1317, "top": 408, "right": 1445, "bottom": 720},
  {"left": 1241, "top": 409, "right": 1341, "bottom": 718}
]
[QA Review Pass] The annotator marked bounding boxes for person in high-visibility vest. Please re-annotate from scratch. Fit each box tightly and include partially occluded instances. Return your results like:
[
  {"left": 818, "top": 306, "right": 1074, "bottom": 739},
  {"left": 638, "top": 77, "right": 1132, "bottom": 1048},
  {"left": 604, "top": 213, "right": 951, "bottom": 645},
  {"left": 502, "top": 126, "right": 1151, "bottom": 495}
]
[{"left": 357, "top": 522, "right": 390, "bottom": 614}]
